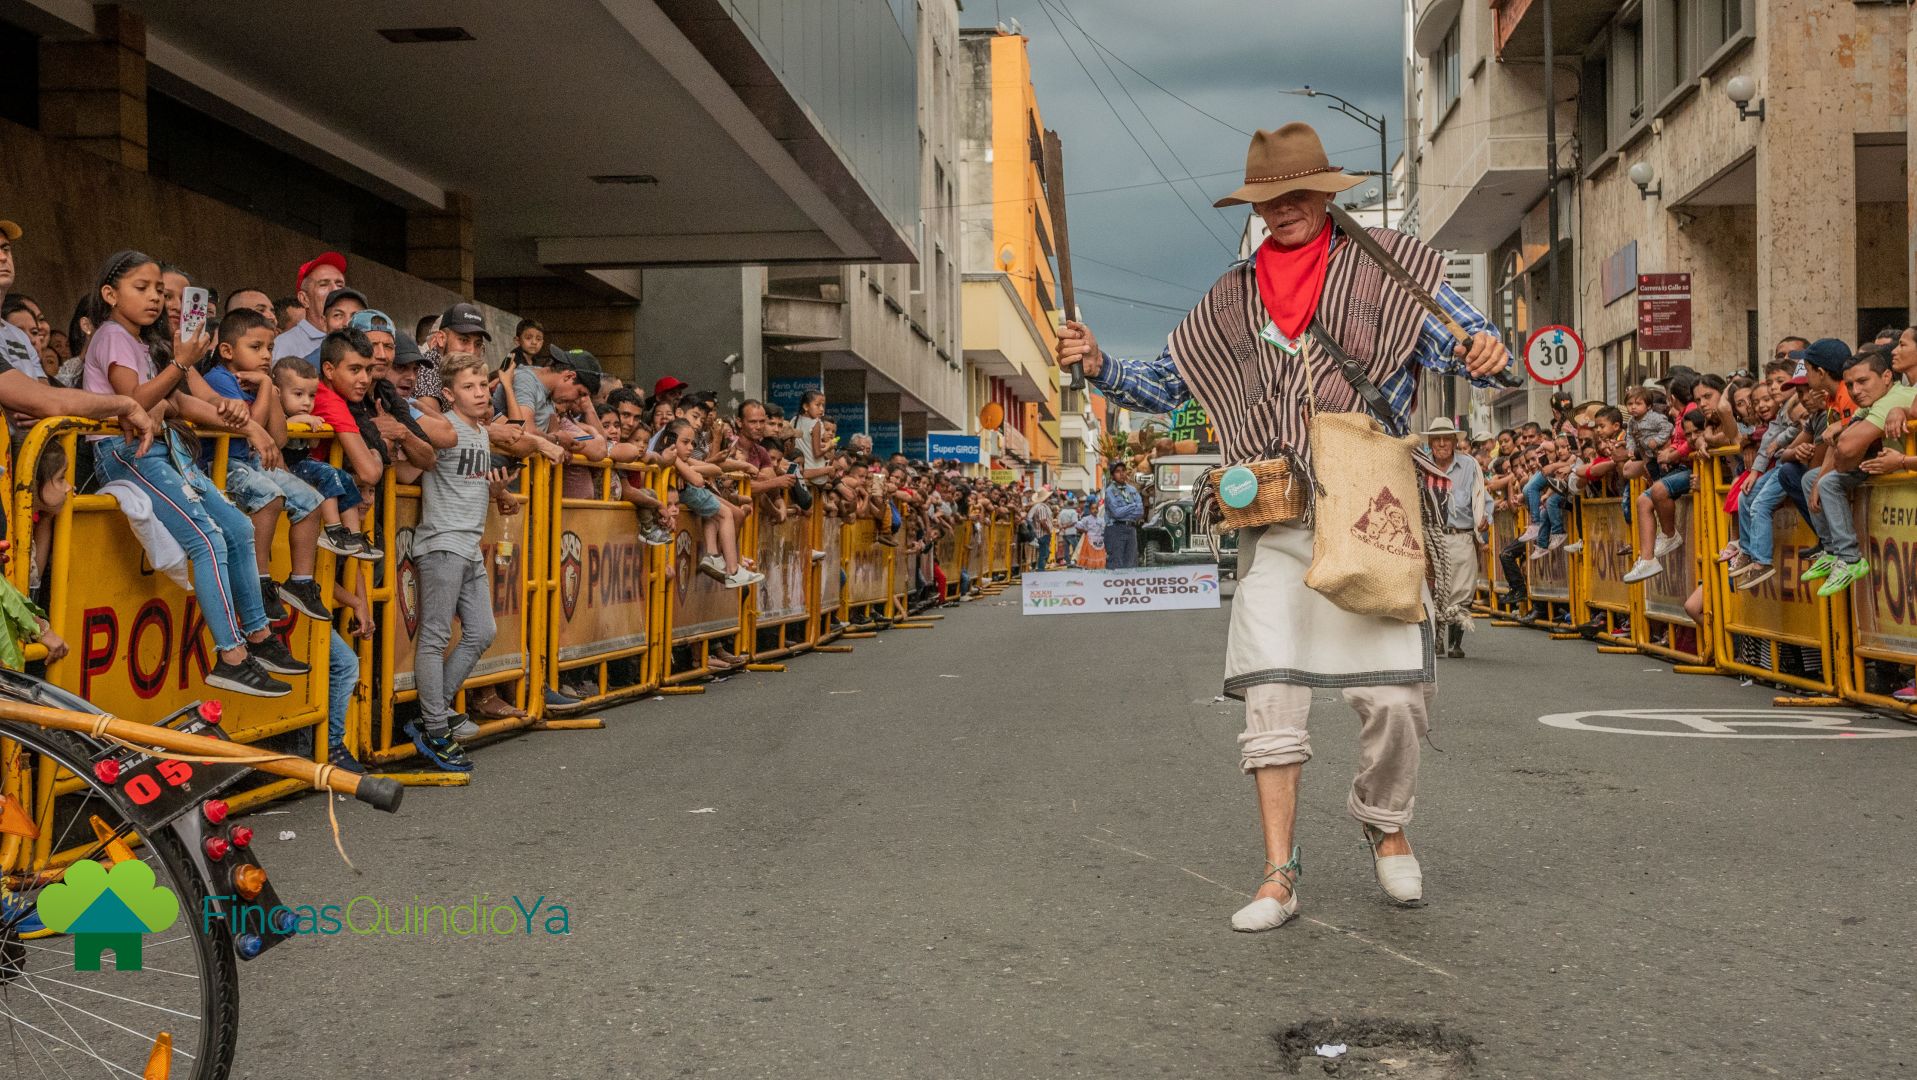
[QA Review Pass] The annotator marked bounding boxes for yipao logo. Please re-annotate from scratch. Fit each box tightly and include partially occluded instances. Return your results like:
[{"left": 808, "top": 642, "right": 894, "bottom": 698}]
[
  {"left": 394, "top": 527, "right": 420, "bottom": 637},
  {"left": 35, "top": 859, "right": 180, "bottom": 972},
  {"left": 558, "top": 531, "right": 584, "bottom": 620},
  {"left": 1193, "top": 572, "right": 1219, "bottom": 592}
]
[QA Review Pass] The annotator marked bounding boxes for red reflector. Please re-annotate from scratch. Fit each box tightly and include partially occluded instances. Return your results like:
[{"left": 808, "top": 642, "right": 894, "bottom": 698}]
[
  {"left": 204, "top": 836, "right": 230, "bottom": 860},
  {"left": 198, "top": 700, "right": 224, "bottom": 726},
  {"left": 202, "top": 800, "right": 229, "bottom": 825},
  {"left": 94, "top": 759, "right": 120, "bottom": 785},
  {"left": 230, "top": 826, "right": 254, "bottom": 848}
]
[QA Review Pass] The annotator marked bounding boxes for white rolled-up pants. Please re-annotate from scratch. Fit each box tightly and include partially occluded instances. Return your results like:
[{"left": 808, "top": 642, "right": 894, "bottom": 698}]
[{"left": 1237, "top": 681, "right": 1434, "bottom": 832}]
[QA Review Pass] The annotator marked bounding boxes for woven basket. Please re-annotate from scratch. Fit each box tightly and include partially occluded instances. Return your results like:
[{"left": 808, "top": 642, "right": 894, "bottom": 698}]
[{"left": 1209, "top": 457, "right": 1309, "bottom": 531}]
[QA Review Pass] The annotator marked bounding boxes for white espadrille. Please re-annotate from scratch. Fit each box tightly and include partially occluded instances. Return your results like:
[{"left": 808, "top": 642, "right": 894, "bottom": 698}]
[
  {"left": 1231, "top": 847, "right": 1301, "bottom": 932},
  {"left": 1363, "top": 825, "right": 1424, "bottom": 906}
]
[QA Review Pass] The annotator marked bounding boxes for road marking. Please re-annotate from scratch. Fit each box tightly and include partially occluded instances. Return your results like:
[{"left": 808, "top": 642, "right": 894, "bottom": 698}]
[
  {"left": 1539, "top": 708, "right": 1917, "bottom": 739},
  {"left": 1081, "top": 831, "right": 1454, "bottom": 979}
]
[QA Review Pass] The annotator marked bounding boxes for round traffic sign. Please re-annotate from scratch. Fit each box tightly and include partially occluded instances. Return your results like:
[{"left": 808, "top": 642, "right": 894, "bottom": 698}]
[{"left": 1522, "top": 325, "right": 1585, "bottom": 385}]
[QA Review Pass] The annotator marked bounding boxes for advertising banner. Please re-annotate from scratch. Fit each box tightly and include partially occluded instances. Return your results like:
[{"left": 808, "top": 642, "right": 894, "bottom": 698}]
[
  {"left": 1723, "top": 504, "right": 1824, "bottom": 646},
  {"left": 927, "top": 434, "right": 984, "bottom": 463},
  {"left": 1857, "top": 485, "right": 1917, "bottom": 655},
  {"left": 845, "top": 519, "right": 889, "bottom": 605},
  {"left": 756, "top": 513, "right": 810, "bottom": 624},
  {"left": 1022, "top": 567, "right": 1222, "bottom": 615},
  {"left": 822, "top": 518, "right": 844, "bottom": 612},
  {"left": 668, "top": 519, "right": 743, "bottom": 641},
  {"left": 1643, "top": 497, "right": 1696, "bottom": 623},
  {"left": 60, "top": 505, "right": 326, "bottom": 742},
  {"left": 1582, "top": 499, "right": 1631, "bottom": 612},
  {"left": 552, "top": 504, "right": 650, "bottom": 663}
]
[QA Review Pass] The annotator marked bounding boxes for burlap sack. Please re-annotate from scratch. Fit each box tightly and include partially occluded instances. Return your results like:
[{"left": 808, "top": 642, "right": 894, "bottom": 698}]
[{"left": 1303, "top": 411, "right": 1429, "bottom": 622}]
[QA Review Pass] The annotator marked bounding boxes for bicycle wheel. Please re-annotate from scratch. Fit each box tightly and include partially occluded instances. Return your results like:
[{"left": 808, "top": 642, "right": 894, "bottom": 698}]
[{"left": 0, "top": 722, "right": 239, "bottom": 1080}]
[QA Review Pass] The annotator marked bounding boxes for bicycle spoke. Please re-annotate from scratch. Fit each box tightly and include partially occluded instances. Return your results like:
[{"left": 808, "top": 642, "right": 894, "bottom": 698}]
[
  {"left": 6, "top": 974, "right": 201, "bottom": 1021},
  {"left": 15, "top": 972, "right": 198, "bottom": 1061},
  {"left": 0, "top": 1004, "right": 138, "bottom": 1078},
  {"left": 6, "top": 972, "right": 118, "bottom": 1079}
]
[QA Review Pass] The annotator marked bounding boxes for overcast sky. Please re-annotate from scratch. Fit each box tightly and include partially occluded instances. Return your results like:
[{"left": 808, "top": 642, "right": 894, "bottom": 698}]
[{"left": 964, "top": 0, "right": 1407, "bottom": 360}]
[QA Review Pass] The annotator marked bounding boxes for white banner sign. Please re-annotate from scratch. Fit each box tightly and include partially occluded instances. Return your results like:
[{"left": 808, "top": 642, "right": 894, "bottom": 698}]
[{"left": 1022, "top": 567, "right": 1222, "bottom": 615}]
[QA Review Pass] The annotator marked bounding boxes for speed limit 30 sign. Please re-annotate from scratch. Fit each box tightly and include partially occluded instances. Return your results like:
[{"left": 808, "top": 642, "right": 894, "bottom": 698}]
[{"left": 1523, "top": 325, "right": 1585, "bottom": 385}]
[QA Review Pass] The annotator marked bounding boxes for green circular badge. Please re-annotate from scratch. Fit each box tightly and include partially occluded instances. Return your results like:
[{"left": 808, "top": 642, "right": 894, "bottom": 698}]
[{"left": 1219, "top": 465, "right": 1259, "bottom": 509}]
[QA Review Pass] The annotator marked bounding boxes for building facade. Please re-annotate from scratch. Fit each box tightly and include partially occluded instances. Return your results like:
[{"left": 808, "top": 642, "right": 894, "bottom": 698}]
[
  {"left": 957, "top": 26, "right": 1066, "bottom": 487},
  {"left": 641, "top": 0, "right": 966, "bottom": 447},
  {"left": 1407, "top": 0, "right": 1912, "bottom": 430},
  {"left": 3, "top": 0, "right": 924, "bottom": 379}
]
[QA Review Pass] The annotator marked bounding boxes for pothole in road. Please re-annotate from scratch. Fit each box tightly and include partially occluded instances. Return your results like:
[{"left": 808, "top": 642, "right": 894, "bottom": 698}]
[{"left": 1274, "top": 1019, "right": 1476, "bottom": 1078}]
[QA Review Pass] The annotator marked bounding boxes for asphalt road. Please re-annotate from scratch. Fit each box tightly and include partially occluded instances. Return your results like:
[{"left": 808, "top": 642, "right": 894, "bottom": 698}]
[{"left": 235, "top": 588, "right": 1917, "bottom": 1079}]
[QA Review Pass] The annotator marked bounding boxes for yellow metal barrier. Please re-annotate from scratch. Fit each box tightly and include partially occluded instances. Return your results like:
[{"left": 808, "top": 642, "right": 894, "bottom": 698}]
[
  {"left": 1842, "top": 465, "right": 1917, "bottom": 711},
  {"left": 1577, "top": 496, "right": 1634, "bottom": 643},
  {"left": 1695, "top": 449, "right": 1837, "bottom": 694},
  {"left": 662, "top": 476, "right": 750, "bottom": 684},
  {"left": 540, "top": 457, "right": 666, "bottom": 707},
  {"left": 748, "top": 498, "right": 821, "bottom": 661}
]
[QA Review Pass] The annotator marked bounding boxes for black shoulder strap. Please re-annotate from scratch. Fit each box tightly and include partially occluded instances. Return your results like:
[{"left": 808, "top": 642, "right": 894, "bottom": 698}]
[{"left": 1307, "top": 318, "right": 1403, "bottom": 435}]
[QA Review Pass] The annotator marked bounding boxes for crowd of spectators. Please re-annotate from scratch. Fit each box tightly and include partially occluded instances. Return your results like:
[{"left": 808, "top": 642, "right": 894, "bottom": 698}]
[
  {"left": 1472, "top": 325, "right": 1917, "bottom": 693},
  {"left": 0, "top": 224, "right": 1044, "bottom": 771}
]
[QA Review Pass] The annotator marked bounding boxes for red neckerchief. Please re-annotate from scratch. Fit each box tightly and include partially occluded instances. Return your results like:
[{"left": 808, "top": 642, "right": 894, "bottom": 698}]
[{"left": 1253, "top": 220, "right": 1333, "bottom": 341}]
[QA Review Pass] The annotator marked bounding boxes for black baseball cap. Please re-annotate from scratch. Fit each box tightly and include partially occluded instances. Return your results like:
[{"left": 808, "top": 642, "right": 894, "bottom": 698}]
[
  {"left": 392, "top": 330, "right": 425, "bottom": 368},
  {"left": 558, "top": 348, "right": 601, "bottom": 375},
  {"left": 438, "top": 302, "right": 491, "bottom": 340},
  {"left": 1788, "top": 338, "right": 1852, "bottom": 376},
  {"left": 322, "top": 286, "right": 369, "bottom": 313}
]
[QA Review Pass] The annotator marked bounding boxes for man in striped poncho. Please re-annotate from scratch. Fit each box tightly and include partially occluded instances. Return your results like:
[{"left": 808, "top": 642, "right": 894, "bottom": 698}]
[{"left": 1056, "top": 123, "right": 1510, "bottom": 933}]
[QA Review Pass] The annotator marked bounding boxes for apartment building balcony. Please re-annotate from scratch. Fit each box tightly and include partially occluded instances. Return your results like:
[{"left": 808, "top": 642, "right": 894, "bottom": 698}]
[{"left": 1487, "top": 0, "right": 1623, "bottom": 61}]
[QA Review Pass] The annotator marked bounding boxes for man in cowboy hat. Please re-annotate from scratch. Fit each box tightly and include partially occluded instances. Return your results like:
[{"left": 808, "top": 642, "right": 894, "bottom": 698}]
[
  {"left": 1056, "top": 122, "right": 1510, "bottom": 932},
  {"left": 1425, "top": 417, "right": 1487, "bottom": 658}
]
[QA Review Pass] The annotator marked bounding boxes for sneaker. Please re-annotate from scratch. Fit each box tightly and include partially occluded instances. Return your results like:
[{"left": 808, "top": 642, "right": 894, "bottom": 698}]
[
  {"left": 206, "top": 658, "right": 292, "bottom": 698},
  {"left": 1736, "top": 563, "right": 1777, "bottom": 591},
  {"left": 1517, "top": 524, "right": 1539, "bottom": 543},
  {"left": 326, "top": 744, "right": 369, "bottom": 775},
  {"left": 811, "top": 550, "right": 827, "bottom": 562},
  {"left": 1614, "top": 542, "right": 1635, "bottom": 559},
  {"left": 1622, "top": 557, "right": 1663, "bottom": 584},
  {"left": 1800, "top": 552, "right": 1840, "bottom": 583},
  {"left": 278, "top": 578, "right": 330, "bottom": 620},
  {"left": 354, "top": 533, "right": 384, "bottom": 561},
  {"left": 403, "top": 722, "right": 472, "bottom": 772},
  {"left": 543, "top": 687, "right": 582, "bottom": 710},
  {"left": 319, "top": 524, "right": 361, "bottom": 557},
  {"left": 699, "top": 553, "right": 726, "bottom": 575},
  {"left": 1528, "top": 545, "right": 1550, "bottom": 562},
  {"left": 723, "top": 568, "right": 766, "bottom": 589},
  {"left": 1561, "top": 541, "right": 1584, "bottom": 554},
  {"left": 1726, "top": 552, "right": 1755, "bottom": 575},
  {"left": 638, "top": 524, "right": 672, "bottom": 547},
  {"left": 258, "top": 578, "right": 287, "bottom": 623},
  {"left": 1815, "top": 559, "right": 1870, "bottom": 598},
  {"left": 1547, "top": 534, "right": 1566, "bottom": 552},
  {"left": 247, "top": 636, "right": 311, "bottom": 676},
  {"left": 1653, "top": 531, "right": 1684, "bottom": 557},
  {"left": 1893, "top": 683, "right": 1917, "bottom": 704},
  {"left": 447, "top": 713, "right": 481, "bottom": 740},
  {"left": 1716, "top": 541, "right": 1741, "bottom": 564}
]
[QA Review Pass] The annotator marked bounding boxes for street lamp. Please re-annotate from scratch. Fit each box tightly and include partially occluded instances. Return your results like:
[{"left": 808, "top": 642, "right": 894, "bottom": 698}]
[{"left": 1283, "top": 86, "right": 1389, "bottom": 228}]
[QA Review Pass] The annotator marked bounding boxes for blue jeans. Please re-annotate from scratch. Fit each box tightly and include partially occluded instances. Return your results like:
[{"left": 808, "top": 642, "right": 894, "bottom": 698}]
[
  {"left": 1034, "top": 533, "right": 1051, "bottom": 571},
  {"left": 225, "top": 458, "right": 323, "bottom": 520},
  {"left": 1538, "top": 493, "right": 1567, "bottom": 546},
  {"left": 288, "top": 457, "right": 362, "bottom": 513},
  {"left": 1105, "top": 522, "right": 1140, "bottom": 569},
  {"left": 1522, "top": 473, "right": 1548, "bottom": 523},
  {"left": 328, "top": 629, "right": 357, "bottom": 747},
  {"left": 96, "top": 436, "right": 268, "bottom": 653},
  {"left": 1736, "top": 469, "right": 1790, "bottom": 566},
  {"left": 1805, "top": 467, "right": 1866, "bottom": 561},
  {"left": 1655, "top": 468, "right": 1693, "bottom": 499}
]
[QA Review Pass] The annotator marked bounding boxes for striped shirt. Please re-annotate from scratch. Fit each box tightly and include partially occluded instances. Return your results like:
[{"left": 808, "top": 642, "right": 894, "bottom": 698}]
[{"left": 1090, "top": 279, "right": 1499, "bottom": 426}]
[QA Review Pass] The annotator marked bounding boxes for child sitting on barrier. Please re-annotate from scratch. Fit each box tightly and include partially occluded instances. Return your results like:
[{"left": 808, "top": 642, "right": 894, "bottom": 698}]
[
  {"left": 311, "top": 330, "right": 391, "bottom": 555},
  {"left": 203, "top": 308, "right": 338, "bottom": 623},
  {"left": 81, "top": 249, "right": 307, "bottom": 698},
  {"left": 659, "top": 418, "right": 762, "bottom": 589},
  {"left": 405, "top": 352, "right": 500, "bottom": 773},
  {"left": 273, "top": 355, "right": 382, "bottom": 562}
]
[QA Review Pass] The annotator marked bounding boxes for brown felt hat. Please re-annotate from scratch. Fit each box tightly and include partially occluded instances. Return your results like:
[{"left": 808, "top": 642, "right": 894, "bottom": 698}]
[{"left": 1213, "top": 122, "right": 1366, "bottom": 208}]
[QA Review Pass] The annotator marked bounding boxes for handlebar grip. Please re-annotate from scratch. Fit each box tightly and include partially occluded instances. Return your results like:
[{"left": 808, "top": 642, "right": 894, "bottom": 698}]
[
  {"left": 351, "top": 774, "right": 404, "bottom": 813},
  {"left": 1491, "top": 366, "right": 1526, "bottom": 389}
]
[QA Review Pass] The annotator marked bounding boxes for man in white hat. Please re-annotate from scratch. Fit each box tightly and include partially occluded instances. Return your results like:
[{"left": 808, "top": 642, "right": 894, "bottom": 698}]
[
  {"left": 1025, "top": 487, "right": 1055, "bottom": 571},
  {"left": 1424, "top": 418, "right": 1487, "bottom": 657},
  {"left": 1056, "top": 122, "right": 1510, "bottom": 932}
]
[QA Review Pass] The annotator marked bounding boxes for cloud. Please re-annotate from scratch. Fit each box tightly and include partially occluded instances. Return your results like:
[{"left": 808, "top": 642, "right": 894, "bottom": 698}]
[{"left": 982, "top": 0, "right": 1405, "bottom": 363}]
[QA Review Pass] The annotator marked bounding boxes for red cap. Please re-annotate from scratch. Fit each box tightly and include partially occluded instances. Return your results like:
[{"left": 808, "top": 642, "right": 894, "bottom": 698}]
[
  {"left": 653, "top": 376, "right": 688, "bottom": 398},
  {"left": 296, "top": 251, "right": 348, "bottom": 291}
]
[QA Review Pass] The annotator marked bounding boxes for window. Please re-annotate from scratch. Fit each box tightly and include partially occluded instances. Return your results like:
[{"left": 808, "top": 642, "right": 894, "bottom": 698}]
[
  {"left": 1578, "top": 54, "right": 1609, "bottom": 166},
  {"left": 0, "top": 18, "right": 36, "bottom": 130},
  {"left": 1435, "top": 21, "right": 1462, "bottom": 120},
  {"left": 1610, "top": 13, "right": 1645, "bottom": 135},
  {"left": 1698, "top": 0, "right": 1744, "bottom": 60},
  {"left": 1061, "top": 438, "right": 1082, "bottom": 466}
]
